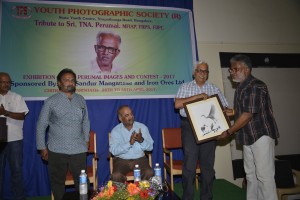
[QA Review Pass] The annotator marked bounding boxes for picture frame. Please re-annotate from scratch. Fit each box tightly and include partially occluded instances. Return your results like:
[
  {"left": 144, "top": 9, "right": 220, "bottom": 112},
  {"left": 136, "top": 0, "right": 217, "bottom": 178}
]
[{"left": 183, "top": 94, "right": 231, "bottom": 143}]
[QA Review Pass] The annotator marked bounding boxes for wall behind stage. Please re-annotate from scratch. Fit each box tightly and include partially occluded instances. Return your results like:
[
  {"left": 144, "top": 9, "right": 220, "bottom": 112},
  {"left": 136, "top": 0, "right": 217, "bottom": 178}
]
[{"left": 194, "top": 0, "right": 300, "bottom": 186}]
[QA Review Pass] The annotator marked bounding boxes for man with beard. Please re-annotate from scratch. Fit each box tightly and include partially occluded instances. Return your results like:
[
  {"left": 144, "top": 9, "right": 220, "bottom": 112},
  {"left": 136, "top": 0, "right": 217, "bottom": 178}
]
[
  {"left": 218, "top": 54, "right": 279, "bottom": 200},
  {"left": 109, "top": 105, "right": 154, "bottom": 183},
  {"left": 36, "top": 68, "right": 90, "bottom": 200},
  {"left": 175, "top": 61, "right": 228, "bottom": 200},
  {"left": 91, "top": 31, "right": 121, "bottom": 74},
  {"left": 0, "top": 72, "right": 29, "bottom": 200}
]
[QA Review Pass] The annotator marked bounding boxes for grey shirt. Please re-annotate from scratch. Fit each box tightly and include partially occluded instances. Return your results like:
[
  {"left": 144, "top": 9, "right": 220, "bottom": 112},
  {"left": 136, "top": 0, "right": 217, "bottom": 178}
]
[{"left": 36, "top": 92, "right": 90, "bottom": 154}]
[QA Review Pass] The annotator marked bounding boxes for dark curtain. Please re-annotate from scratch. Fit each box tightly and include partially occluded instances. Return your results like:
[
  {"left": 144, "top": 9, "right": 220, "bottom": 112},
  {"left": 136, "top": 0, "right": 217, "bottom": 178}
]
[{"left": 2, "top": 0, "right": 193, "bottom": 198}]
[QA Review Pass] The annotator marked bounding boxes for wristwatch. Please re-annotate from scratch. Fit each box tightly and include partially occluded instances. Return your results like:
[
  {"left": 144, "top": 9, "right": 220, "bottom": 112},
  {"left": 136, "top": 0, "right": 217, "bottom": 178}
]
[
  {"left": 139, "top": 137, "right": 144, "bottom": 143},
  {"left": 226, "top": 130, "right": 231, "bottom": 136}
]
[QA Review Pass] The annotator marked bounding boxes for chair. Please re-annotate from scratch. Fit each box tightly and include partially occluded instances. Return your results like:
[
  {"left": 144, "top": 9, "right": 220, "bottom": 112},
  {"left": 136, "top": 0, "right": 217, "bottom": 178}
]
[
  {"left": 275, "top": 160, "right": 300, "bottom": 200},
  {"left": 65, "top": 130, "right": 98, "bottom": 190},
  {"left": 52, "top": 131, "right": 98, "bottom": 200},
  {"left": 108, "top": 133, "right": 152, "bottom": 181},
  {"left": 162, "top": 128, "right": 201, "bottom": 191}
]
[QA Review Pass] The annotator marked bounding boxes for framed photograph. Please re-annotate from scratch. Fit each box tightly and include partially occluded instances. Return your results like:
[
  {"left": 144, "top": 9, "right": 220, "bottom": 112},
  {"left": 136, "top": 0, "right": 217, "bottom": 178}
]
[{"left": 183, "top": 94, "right": 230, "bottom": 143}]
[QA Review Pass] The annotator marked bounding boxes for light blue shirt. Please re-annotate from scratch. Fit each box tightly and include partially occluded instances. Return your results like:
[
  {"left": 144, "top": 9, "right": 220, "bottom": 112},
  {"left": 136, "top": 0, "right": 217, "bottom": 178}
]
[
  {"left": 36, "top": 92, "right": 90, "bottom": 154},
  {"left": 175, "top": 80, "right": 229, "bottom": 117},
  {"left": 109, "top": 121, "right": 153, "bottom": 159}
]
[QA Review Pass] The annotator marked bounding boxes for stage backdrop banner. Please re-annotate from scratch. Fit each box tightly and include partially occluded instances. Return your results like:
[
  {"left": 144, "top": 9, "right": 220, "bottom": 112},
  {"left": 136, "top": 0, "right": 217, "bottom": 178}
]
[{"left": 0, "top": 0, "right": 196, "bottom": 100}]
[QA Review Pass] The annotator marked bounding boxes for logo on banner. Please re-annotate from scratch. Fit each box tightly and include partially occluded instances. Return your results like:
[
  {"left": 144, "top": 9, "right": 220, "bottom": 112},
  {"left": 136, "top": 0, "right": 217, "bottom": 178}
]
[{"left": 11, "top": 6, "right": 32, "bottom": 19}]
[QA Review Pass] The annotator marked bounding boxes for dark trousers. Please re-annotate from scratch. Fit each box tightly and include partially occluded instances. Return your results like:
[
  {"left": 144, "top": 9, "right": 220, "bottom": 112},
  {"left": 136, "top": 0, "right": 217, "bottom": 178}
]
[
  {"left": 111, "top": 156, "right": 154, "bottom": 183},
  {"left": 0, "top": 140, "right": 25, "bottom": 200},
  {"left": 181, "top": 118, "right": 216, "bottom": 200},
  {"left": 48, "top": 150, "right": 87, "bottom": 200}
]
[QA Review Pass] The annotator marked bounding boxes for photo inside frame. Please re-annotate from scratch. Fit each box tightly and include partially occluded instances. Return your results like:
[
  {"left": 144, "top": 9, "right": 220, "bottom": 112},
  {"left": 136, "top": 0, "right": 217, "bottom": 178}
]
[{"left": 184, "top": 96, "right": 230, "bottom": 143}]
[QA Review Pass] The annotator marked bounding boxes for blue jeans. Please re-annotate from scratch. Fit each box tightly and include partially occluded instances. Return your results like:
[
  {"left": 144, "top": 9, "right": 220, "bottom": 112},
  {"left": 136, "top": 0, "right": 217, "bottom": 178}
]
[{"left": 0, "top": 140, "right": 25, "bottom": 200}]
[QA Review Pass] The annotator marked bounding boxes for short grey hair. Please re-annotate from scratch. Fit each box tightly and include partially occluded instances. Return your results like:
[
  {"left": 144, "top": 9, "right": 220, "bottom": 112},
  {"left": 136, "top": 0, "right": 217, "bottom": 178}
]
[
  {"left": 230, "top": 54, "right": 252, "bottom": 69},
  {"left": 96, "top": 31, "right": 121, "bottom": 45},
  {"left": 193, "top": 60, "right": 209, "bottom": 71}
]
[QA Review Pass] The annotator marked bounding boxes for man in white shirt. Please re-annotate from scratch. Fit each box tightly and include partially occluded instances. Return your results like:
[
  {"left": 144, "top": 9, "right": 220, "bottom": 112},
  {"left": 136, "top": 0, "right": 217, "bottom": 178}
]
[{"left": 0, "top": 72, "right": 29, "bottom": 200}]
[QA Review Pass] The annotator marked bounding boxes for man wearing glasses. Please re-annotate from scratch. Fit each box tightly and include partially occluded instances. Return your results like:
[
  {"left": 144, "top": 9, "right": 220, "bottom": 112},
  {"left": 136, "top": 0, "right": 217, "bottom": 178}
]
[
  {"left": 175, "top": 61, "right": 228, "bottom": 200},
  {"left": 218, "top": 54, "right": 279, "bottom": 200},
  {"left": 91, "top": 31, "right": 121, "bottom": 73}
]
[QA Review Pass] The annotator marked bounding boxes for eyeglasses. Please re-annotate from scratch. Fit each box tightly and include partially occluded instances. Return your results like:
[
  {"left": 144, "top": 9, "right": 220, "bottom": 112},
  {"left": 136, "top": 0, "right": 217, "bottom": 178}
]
[
  {"left": 195, "top": 69, "right": 209, "bottom": 74},
  {"left": 0, "top": 81, "right": 12, "bottom": 85},
  {"left": 95, "top": 45, "right": 119, "bottom": 54},
  {"left": 228, "top": 67, "right": 243, "bottom": 73}
]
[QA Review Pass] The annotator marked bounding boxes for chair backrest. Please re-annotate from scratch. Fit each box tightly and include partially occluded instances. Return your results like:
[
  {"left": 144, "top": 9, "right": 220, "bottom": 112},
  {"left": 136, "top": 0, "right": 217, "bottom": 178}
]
[
  {"left": 108, "top": 133, "right": 113, "bottom": 174},
  {"left": 162, "top": 128, "right": 182, "bottom": 149},
  {"left": 161, "top": 127, "right": 200, "bottom": 191},
  {"left": 61, "top": 130, "right": 98, "bottom": 199},
  {"left": 88, "top": 130, "right": 96, "bottom": 154}
]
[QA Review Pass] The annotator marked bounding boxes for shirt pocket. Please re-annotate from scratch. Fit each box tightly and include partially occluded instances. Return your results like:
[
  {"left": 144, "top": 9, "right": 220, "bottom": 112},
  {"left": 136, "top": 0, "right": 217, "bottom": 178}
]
[
  {"left": 72, "top": 107, "right": 84, "bottom": 122},
  {"left": 52, "top": 105, "right": 68, "bottom": 119}
]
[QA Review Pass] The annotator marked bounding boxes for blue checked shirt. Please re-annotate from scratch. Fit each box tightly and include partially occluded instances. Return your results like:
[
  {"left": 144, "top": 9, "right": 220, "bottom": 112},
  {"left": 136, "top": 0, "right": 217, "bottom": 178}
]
[
  {"left": 36, "top": 92, "right": 90, "bottom": 154},
  {"left": 175, "top": 80, "right": 229, "bottom": 117}
]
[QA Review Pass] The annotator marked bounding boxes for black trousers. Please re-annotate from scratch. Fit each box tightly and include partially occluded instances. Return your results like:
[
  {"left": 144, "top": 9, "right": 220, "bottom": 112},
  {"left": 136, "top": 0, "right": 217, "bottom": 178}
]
[
  {"left": 181, "top": 118, "right": 216, "bottom": 200},
  {"left": 48, "top": 150, "right": 87, "bottom": 200}
]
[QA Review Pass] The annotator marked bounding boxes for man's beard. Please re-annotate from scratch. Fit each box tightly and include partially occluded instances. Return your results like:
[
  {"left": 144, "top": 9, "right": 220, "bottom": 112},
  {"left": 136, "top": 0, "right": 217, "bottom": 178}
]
[
  {"left": 232, "top": 78, "right": 240, "bottom": 83},
  {"left": 66, "top": 86, "right": 76, "bottom": 93}
]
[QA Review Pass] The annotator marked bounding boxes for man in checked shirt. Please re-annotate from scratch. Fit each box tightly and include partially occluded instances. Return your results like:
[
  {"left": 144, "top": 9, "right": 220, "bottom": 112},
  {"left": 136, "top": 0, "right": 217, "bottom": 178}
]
[
  {"left": 36, "top": 68, "right": 90, "bottom": 200},
  {"left": 218, "top": 54, "right": 279, "bottom": 200}
]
